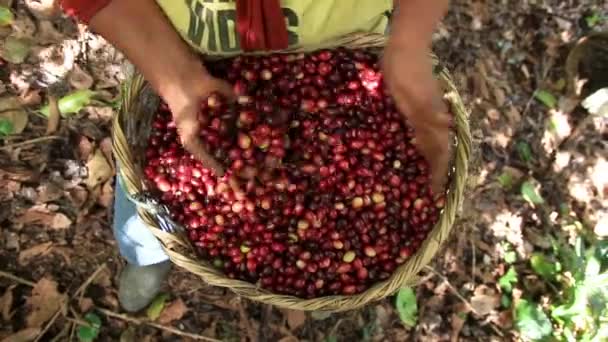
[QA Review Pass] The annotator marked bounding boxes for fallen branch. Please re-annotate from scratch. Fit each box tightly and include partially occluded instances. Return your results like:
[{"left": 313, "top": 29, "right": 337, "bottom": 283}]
[
  {"left": 0, "top": 136, "right": 64, "bottom": 151},
  {"left": 0, "top": 269, "right": 222, "bottom": 342},
  {"left": 34, "top": 264, "right": 108, "bottom": 342},
  {"left": 94, "top": 307, "right": 222, "bottom": 342},
  {"left": 424, "top": 266, "right": 504, "bottom": 338},
  {"left": 424, "top": 266, "right": 478, "bottom": 315},
  {"left": 0, "top": 270, "right": 36, "bottom": 287}
]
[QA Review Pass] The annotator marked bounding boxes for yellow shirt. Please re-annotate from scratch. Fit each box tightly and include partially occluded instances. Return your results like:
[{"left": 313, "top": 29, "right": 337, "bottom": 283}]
[{"left": 156, "top": 0, "right": 393, "bottom": 56}]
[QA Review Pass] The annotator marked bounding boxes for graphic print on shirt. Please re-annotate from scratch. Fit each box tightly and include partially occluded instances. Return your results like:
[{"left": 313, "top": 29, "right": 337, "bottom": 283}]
[{"left": 185, "top": 0, "right": 299, "bottom": 53}]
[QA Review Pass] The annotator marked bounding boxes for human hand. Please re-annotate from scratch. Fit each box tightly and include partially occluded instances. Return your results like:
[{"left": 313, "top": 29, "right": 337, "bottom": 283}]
[
  {"left": 165, "top": 71, "right": 235, "bottom": 177},
  {"left": 382, "top": 39, "right": 451, "bottom": 196}
]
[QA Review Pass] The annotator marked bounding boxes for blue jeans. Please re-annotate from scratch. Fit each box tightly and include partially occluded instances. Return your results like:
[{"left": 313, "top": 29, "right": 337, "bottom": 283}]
[{"left": 113, "top": 178, "right": 170, "bottom": 266}]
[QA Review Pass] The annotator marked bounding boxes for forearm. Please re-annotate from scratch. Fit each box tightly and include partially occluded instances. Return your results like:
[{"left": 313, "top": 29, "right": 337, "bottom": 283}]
[
  {"left": 89, "top": 0, "right": 207, "bottom": 105},
  {"left": 391, "top": 0, "right": 449, "bottom": 46}
]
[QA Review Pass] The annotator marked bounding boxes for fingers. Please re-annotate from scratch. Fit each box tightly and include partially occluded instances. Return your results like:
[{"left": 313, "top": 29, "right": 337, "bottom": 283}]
[
  {"left": 204, "top": 76, "right": 236, "bottom": 101},
  {"left": 384, "top": 58, "right": 451, "bottom": 197},
  {"left": 176, "top": 115, "right": 225, "bottom": 177}
]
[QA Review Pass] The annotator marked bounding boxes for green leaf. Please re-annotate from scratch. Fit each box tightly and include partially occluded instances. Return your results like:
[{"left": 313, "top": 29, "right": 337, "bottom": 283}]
[
  {"left": 585, "top": 12, "right": 605, "bottom": 28},
  {"left": 535, "top": 90, "right": 558, "bottom": 108},
  {"left": 515, "top": 299, "right": 553, "bottom": 341},
  {"left": 2, "top": 36, "right": 31, "bottom": 64},
  {"left": 516, "top": 141, "right": 533, "bottom": 163},
  {"left": 521, "top": 181, "right": 544, "bottom": 205},
  {"left": 552, "top": 285, "right": 588, "bottom": 320},
  {"left": 530, "top": 253, "right": 558, "bottom": 281},
  {"left": 504, "top": 251, "right": 517, "bottom": 264},
  {"left": 499, "top": 267, "right": 518, "bottom": 293},
  {"left": 0, "top": 6, "right": 14, "bottom": 26},
  {"left": 146, "top": 293, "right": 169, "bottom": 321},
  {"left": 77, "top": 312, "right": 101, "bottom": 342},
  {"left": 324, "top": 337, "right": 338, "bottom": 342},
  {"left": 395, "top": 287, "right": 418, "bottom": 328},
  {"left": 39, "top": 90, "right": 98, "bottom": 118},
  {"left": 498, "top": 172, "right": 514, "bottom": 189},
  {"left": 559, "top": 203, "right": 570, "bottom": 216},
  {"left": 501, "top": 294, "right": 512, "bottom": 308},
  {"left": 0, "top": 119, "right": 14, "bottom": 136}
]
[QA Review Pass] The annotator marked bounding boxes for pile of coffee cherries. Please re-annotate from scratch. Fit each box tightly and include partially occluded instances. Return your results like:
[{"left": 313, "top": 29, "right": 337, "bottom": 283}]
[{"left": 144, "top": 48, "right": 446, "bottom": 298}]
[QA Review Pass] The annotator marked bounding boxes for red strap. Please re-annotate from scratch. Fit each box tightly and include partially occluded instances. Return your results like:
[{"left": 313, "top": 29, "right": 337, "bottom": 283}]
[
  {"left": 236, "top": 0, "right": 289, "bottom": 52},
  {"left": 60, "top": 0, "right": 112, "bottom": 23}
]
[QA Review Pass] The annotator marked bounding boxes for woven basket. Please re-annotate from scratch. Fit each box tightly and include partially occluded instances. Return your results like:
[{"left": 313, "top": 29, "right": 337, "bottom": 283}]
[{"left": 112, "top": 33, "right": 472, "bottom": 312}]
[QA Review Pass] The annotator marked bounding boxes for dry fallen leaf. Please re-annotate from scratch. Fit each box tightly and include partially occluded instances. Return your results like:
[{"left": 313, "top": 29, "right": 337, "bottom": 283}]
[
  {"left": 68, "top": 64, "right": 94, "bottom": 90},
  {"left": 158, "top": 298, "right": 188, "bottom": 325},
  {"left": 77, "top": 136, "right": 94, "bottom": 161},
  {"left": 97, "top": 180, "right": 114, "bottom": 208},
  {"left": 18, "top": 242, "right": 53, "bottom": 265},
  {"left": 0, "top": 327, "right": 41, "bottom": 342},
  {"left": 14, "top": 208, "right": 54, "bottom": 225},
  {"left": 19, "top": 89, "right": 42, "bottom": 106},
  {"left": 99, "top": 137, "right": 114, "bottom": 172},
  {"left": 470, "top": 291, "right": 500, "bottom": 316},
  {"left": 0, "top": 95, "right": 28, "bottom": 134},
  {"left": 51, "top": 212, "right": 72, "bottom": 230},
  {"left": 79, "top": 297, "right": 94, "bottom": 313},
  {"left": 1, "top": 284, "right": 16, "bottom": 321},
  {"left": 283, "top": 309, "right": 306, "bottom": 330},
  {"left": 36, "top": 183, "right": 63, "bottom": 203},
  {"left": 26, "top": 277, "right": 66, "bottom": 328},
  {"left": 67, "top": 185, "right": 88, "bottom": 209},
  {"left": 85, "top": 149, "right": 113, "bottom": 189},
  {"left": 45, "top": 95, "right": 60, "bottom": 135},
  {"left": 92, "top": 267, "right": 112, "bottom": 288},
  {"left": 14, "top": 208, "right": 71, "bottom": 230}
]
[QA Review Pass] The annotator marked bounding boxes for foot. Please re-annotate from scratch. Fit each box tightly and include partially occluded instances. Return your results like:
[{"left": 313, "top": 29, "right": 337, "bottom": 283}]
[{"left": 118, "top": 261, "right": 171, "bottom": 312}]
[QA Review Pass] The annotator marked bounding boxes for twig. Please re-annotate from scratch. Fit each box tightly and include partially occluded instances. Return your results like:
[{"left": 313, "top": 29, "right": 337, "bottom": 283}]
[
  {"left": 34, "top": 310, "right": 62, "bottom": 342},
  {"left": 1, "top": 269, "right": 221, "bottom": 341},
  {"left": 236, "top": 299, "right": 257, "bottom": 342},
  {"left": 65, "top": 316, "right": 92, "bottom": 327},
  {"left": 329, "top": 318, "right": 345, "bottom": 337},
  {"left": 95, "top": 307, "right": 222, "bottom": 342},
  {"left": 73, "top": 264, "right": 107, "bottom": 302},
  {"left": 0, "top": 270, "right": 36, "bottom": 287},
  {"left": 49, "top": 319, "right": 71, "bottom": 342},
  {"left": 34, "top": 264, "right": 107, "bottom": 342},
  {"left": 471, "top": 237, "right": 477, "bottom": 287},
  {"left": 424, "top": 266, "right": 478, "bottom": 315},
  {"left": 0, "top": 136, "right": 64, "bottom": 151}
]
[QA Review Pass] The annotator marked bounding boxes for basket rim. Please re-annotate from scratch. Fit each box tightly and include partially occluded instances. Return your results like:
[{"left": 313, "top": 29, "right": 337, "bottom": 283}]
[{"left": 111, "top": 39, "right": 472, "bottom": 312}]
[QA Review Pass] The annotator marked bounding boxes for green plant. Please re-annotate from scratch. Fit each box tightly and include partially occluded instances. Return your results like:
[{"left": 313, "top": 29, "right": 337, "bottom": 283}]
[
  {"left": 146, "top": 293, "right": 169, "bottom": 321},
  {"left": 395, "top": 287, "right": 418, "bottom": 328},
  {"left": 77, "top": 312, "right": 101, "bottom": 342},
  {"left": 38, "top": 90, "right": 102, "bottom": 118},
  {"left": 0, "top": 119, "right": 14, "bottom": 136},
  {"left": 513, "top": 236, "right": 608, "bottom": 341},
  {"left": 0, "top": 5, "right": 14, "bottom": 26}
]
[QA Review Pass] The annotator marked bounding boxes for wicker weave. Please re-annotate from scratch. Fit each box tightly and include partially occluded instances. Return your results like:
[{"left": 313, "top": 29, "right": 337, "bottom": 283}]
[{"left": 112, "top": 34, "right": 471, "bottom": 312}]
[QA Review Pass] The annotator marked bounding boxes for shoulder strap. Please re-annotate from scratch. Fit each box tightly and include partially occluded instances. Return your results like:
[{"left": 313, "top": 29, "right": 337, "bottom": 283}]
[{"left": 236, "top": 0, "right": 289, "bottom": 52}]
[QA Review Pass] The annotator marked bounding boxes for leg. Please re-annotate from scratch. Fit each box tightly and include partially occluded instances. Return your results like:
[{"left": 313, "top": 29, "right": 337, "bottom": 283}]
[
  {"left": 113, "top": 178, "right": 170, "bottom": 266},
  {"left": 113, "top": 178, "right": 171, "bottom": 311}
]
